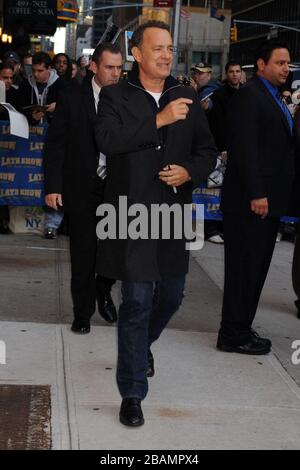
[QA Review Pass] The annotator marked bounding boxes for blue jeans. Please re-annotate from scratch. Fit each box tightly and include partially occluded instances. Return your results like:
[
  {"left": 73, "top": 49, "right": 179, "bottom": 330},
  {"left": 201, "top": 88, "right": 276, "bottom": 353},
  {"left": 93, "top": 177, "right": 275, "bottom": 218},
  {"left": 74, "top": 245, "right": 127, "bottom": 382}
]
[
  {"left": 44, "top": 208, "right": 64, "bottom": 230},
  {"left": 117, "top": 276, "right": 185, "bottom": 400}
]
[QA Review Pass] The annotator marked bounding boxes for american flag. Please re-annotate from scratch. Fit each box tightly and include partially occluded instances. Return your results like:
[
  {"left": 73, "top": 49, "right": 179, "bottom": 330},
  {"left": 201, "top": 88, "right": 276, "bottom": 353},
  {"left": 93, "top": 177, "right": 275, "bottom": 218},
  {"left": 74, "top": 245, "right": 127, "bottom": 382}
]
[{"left": 180, "top": 9, "right": 191, "bottom": 20}]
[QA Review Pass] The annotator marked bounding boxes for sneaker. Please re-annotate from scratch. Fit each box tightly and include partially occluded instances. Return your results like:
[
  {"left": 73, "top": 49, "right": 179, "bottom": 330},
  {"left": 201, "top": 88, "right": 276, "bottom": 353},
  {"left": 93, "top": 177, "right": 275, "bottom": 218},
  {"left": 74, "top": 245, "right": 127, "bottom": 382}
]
[
  {"left": 207, "top": 234, "right": 224, "bottom": 244},
  {"left": 44, "top": 228, "right": 57, "bottom": 239}
]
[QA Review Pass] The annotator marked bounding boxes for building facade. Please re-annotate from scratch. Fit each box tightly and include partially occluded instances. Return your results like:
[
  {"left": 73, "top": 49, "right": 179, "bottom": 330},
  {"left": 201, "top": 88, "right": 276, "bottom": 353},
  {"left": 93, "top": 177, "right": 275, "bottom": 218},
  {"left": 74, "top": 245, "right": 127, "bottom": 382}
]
[
  {"left": 111, "top": 1, "right": 232, "bottom": 77},
  {"left": 179, "top": 1, "right": 232, "bottom": 77},
  {"left": 92, "top": 0, "right": 113, "bottom": 47},
  {"left": 230, "top": 0, "right": 300, "bottom": 65}
]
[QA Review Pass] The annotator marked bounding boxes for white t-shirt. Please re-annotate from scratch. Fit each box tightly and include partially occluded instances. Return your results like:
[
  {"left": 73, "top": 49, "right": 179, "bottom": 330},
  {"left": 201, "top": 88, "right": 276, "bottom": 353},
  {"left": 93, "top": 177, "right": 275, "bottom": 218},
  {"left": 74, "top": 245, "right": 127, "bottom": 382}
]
[
  {"left": 146, "top": 90, "right": 162, "bottom": 108},
  {"left": 92, "top": 75, "right": 101, "bottom": 109}
]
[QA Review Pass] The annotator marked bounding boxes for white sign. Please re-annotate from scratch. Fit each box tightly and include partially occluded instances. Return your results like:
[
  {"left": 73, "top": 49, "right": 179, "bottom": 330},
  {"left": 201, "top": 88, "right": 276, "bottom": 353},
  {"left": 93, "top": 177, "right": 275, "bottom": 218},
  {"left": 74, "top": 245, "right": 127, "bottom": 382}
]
[
  {"left": 0, "top": 103, "right": 29, "bottom": 139},
  {"left": 125, "top": 31, "right": 134, "bottom": 63},
  {"left": 83, "top": 48, "right": 95, "bottom": 56}
]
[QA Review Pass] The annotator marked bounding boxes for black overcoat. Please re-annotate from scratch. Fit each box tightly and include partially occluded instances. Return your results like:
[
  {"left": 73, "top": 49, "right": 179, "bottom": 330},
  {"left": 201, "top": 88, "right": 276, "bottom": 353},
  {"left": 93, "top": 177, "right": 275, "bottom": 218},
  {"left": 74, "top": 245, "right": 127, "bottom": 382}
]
[
  {"left": 43, "top": 79, "right": 102, "bottom": 214},
  {"left": 94, "top": 74, "right": 217, "bottom": 281}
]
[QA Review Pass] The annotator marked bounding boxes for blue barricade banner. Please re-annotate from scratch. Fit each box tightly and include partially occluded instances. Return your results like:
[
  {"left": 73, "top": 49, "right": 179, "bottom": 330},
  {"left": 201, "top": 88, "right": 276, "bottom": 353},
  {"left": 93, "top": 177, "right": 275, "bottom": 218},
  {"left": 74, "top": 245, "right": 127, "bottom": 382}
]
[
  {"left": 192, "top": 185, "right": 223, "bottom": 220},
  {"left": 0, "top": 121, "right": 47, "bottom": 206},
  {"left": 192, "top": 184, "right": 298, "bottom": 223}
]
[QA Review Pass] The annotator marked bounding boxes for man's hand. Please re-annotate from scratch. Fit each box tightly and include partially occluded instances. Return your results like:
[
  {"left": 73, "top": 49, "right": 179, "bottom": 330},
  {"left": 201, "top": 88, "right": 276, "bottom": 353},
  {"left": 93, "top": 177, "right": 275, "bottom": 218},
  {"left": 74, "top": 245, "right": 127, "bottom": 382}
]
[
  {"left": 156, "top": 98, "right": 193, "bottom": 129},
  {"left": 250, "top": 198, "right": 268, "bottom": 218},
  {"left": 32, "top": 110, "right": 45, "bottom": 122},
  {"left": 45, "top": 193, "right": 63, "bottom": 211},
  {"left": 200, "top": 98, "right": 210, "bottom": 111},
  {"left": 46, "top": 102, "right": 56, "bottom": 114},
  {"left": 159, "top": 164, "right": 191, "bottom": 187}
]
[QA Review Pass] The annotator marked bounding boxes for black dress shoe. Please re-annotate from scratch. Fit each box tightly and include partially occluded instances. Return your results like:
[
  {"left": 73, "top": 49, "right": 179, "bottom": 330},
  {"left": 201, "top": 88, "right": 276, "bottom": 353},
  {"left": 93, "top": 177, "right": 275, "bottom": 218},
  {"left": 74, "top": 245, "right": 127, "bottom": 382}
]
[
  {"left": 217, "top": 335, "right": 271, "bottom": 355},
  {"left": 44, "top": 227, "right": 57, "bottom": 239},
  {"left": 71, "top": 320, "right": 90, "bottom": 334},
  {"left": 119, "top": 398, "right": 144, "bottom": 427},
  {"left": 98, "top": 293, "right": 117, "bottom": 323},
  {"left": 147, "top": 350, "right": 155, "bottom": 378},
  {"left": 251, "top": 329, "right": 272, "bottom": 348}
]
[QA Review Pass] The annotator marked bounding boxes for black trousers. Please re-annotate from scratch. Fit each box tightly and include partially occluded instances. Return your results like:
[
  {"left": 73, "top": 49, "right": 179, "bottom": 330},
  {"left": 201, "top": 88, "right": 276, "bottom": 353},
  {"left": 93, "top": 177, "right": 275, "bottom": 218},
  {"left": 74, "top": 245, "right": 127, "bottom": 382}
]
[
  {"left": 0, "top": 206, "right": 9, "bottom": 223},
  {"left": 220, "top": 212, "right": 280, "bottom": 344},
  {"left": 68, "top": 179, "right": 115, "bottom": 322}
]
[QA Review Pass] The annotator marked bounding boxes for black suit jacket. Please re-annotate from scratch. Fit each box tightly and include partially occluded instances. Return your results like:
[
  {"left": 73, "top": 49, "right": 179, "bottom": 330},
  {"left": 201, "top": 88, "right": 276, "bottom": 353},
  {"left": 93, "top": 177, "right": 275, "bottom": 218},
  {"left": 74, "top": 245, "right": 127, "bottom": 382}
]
[
  {"left": 43, "top": 79, "right": 102, "bottom": 214},
  {"left": 208, "top": 81, "right": 238, "bottom": 152},
  {"left": 94, "top": 73, "right": 217, "bottom": 281},
  {"left": 221, "top": 76, "right": 296, "bottom": 217}
]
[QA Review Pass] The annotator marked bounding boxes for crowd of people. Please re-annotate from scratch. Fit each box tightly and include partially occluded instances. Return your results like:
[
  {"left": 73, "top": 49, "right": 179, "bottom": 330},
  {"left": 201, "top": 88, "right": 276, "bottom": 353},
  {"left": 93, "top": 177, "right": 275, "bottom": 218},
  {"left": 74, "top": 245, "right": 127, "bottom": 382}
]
[
  {"left": 0, "top": 50, "right": 96, "bottom": 237},
  {"left": 1, "top": 20, "right": 300, "bottom": 427}
]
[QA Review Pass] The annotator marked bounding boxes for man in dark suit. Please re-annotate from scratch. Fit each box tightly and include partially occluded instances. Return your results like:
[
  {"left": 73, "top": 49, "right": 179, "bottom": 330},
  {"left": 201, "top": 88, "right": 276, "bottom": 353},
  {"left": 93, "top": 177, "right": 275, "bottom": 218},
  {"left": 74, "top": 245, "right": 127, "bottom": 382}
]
[
  {"left": 218, "top": 41, "right": 295, "bottom": 354},
  {"left": 95, "top": 21, "right": 216, "bottom": 426},
  {"left": 205, "top": 61, "right": 242, "bottom": 244},
  {"left": 43, "top": 43, "right": 123, "bottom": 333},
  {"left": 208, "top": 61, "right": 242, "bottom": 152}
]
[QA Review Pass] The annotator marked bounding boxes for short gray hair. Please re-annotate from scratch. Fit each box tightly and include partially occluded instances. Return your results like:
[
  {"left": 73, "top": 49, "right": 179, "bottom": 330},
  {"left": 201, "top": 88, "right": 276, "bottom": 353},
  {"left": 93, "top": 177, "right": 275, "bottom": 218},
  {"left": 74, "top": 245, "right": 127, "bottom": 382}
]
[{"left": 131, "top": 21, "right": 170, "bottom": 48}]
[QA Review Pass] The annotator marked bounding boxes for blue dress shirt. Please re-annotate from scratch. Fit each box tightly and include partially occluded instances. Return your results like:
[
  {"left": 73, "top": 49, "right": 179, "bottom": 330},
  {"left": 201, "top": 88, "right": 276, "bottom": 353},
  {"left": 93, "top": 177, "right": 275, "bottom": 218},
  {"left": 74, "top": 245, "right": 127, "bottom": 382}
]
[{"left": 258, "top": 76, "right": 294, "bottom": 135}]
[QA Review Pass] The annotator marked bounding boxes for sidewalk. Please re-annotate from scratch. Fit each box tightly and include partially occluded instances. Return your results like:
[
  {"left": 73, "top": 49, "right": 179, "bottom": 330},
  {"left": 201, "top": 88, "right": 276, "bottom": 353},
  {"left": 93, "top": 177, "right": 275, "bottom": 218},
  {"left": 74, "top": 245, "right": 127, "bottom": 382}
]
[{"left": 1, "top": 234, "right": 300, "bottom": 450}]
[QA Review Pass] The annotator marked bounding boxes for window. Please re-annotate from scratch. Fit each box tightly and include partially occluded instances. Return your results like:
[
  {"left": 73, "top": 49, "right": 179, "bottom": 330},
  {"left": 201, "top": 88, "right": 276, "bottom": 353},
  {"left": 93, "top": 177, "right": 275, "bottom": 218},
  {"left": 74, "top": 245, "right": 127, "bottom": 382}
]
[{"left": 192, "top": 51, "right": 206, "bottom": 64}]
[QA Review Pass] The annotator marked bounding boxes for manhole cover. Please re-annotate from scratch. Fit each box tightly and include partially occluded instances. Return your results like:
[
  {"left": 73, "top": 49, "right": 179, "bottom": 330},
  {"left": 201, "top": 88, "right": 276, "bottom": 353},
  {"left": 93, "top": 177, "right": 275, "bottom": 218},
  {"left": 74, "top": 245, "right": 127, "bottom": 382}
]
[{"left": 0, "top": 385, "right": 51, "bottom": 450}]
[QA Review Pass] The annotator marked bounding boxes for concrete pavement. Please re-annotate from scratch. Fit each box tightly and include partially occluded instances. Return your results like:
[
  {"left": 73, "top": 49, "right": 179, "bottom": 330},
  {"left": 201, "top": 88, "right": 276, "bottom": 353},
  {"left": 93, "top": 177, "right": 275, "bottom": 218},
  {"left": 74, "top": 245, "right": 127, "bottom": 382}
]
[{"left": 0, "top": 233, "right": 300, "bottom": 449}]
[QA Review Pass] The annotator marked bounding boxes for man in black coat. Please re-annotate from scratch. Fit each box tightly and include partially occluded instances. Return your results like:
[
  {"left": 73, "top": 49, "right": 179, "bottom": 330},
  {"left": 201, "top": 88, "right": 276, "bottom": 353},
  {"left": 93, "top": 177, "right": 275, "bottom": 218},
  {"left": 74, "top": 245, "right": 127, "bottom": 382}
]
[
  {"left": 94, "top": 21, "right": 216, "bottom": 427},
  {"left": 43, "top": 43, "right": 123, "bottom": 333},
  {"left": 205, "top": 61, "right": 242, "bottom": 243},
  {"left": 218, "top": 41, "right": 296, "bottom": 355},
  {"left": 208, "top": 61, "right": 242, "bottom": 152}
]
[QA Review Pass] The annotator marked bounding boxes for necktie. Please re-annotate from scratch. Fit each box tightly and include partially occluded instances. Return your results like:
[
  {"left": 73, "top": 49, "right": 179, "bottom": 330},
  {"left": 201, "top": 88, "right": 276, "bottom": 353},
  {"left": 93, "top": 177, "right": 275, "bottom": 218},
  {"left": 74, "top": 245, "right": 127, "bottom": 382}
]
[
  {"left": 276, "top": 91, "right": 293, "bottom": 133},
  {"left": 94, "top": 86, "right": 107, "bottom": 179},
  {"left": 97, "top": 164, "right": 107, "bottom": 180}
]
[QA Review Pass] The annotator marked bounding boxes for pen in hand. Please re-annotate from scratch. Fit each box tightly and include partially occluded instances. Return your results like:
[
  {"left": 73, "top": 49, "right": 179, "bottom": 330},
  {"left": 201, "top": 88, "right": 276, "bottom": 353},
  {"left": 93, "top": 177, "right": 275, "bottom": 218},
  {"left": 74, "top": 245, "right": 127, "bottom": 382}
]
[
  {"left": 154, "top": 167, "right": 178, "bottom": 194},
  {"left": 168, "top": 165, "right": 177, "bottom": 194}
]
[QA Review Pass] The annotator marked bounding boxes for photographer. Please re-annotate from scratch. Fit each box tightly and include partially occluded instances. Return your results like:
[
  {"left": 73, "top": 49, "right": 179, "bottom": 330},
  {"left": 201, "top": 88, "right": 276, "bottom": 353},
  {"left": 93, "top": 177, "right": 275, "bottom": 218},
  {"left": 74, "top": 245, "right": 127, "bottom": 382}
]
[{"left": 190, "top": 62, "right": 221, "bottom": 111}]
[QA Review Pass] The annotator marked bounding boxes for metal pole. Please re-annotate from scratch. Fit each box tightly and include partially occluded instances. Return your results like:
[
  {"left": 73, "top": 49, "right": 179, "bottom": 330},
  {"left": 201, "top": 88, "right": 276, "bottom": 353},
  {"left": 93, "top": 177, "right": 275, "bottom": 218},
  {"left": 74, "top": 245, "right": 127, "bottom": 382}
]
[
  {"left": 112, "top": 17, "right": 138, "bottom": 44},
  {"left": 205, "top": 0, "right": 210, "bottom": 62},
  {"left": 82, "top": 4, "right": 152, "bottom": 13},
  {"left": 233, "top": 19, "right": 300, "bottom": 34},
  {"left": 172, "top": 0, "right": 181, "bottom": 74},
  {"left": 185, "top": 0, "right": 190, "bottom": 75}
]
